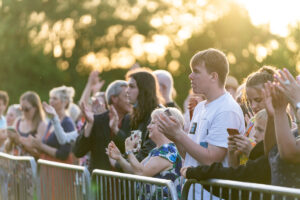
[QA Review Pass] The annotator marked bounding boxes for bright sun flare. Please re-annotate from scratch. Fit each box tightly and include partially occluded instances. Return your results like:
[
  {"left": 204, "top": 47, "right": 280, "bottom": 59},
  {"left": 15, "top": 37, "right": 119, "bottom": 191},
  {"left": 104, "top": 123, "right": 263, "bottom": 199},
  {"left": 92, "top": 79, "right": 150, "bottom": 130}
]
[{"left": 236, "top": 0, "right": 300, "bottom": 36}]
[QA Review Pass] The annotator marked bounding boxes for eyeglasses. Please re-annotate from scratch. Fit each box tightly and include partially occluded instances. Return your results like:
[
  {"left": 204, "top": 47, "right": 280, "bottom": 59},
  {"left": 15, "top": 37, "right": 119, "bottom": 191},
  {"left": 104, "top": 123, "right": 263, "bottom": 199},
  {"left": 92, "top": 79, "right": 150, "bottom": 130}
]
[{"left": 21, "top": 106, "right": 32, "bottom": 112}]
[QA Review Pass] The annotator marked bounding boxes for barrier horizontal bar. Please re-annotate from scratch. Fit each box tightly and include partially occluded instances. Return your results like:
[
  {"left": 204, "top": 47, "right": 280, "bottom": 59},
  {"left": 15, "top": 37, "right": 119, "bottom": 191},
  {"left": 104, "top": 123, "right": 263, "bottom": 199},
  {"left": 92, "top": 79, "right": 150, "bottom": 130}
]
[
  {"left": 92, "top": 169, "right": 172, "bottom": 186},
  {"left": 92, "top": 169, "right": 178, "bottom": 200},
  {"left": 38, "top": 159, "right": 87, "bottom": 171},
  {"left": 182, "top": 179, "right": 300, "bottom": 199},
  {"left": 0, "top": 152, "right": 35, "bottom": 161}
]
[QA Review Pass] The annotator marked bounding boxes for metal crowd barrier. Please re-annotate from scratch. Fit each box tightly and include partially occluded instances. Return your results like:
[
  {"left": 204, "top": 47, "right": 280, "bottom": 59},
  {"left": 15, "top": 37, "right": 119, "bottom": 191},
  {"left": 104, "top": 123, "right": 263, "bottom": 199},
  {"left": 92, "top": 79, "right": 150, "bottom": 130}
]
[
  {"left": 0, "top": 152, "right": 37, "bottom": 200},
  {"left": 91, "top": 169, "right": 178, "bottom": 200},
  {"left": 181, "top": 179, "right": 300, "bottom": 200},
  {"left": 37, "top": 159, "right": 91, "bottom": 200}
]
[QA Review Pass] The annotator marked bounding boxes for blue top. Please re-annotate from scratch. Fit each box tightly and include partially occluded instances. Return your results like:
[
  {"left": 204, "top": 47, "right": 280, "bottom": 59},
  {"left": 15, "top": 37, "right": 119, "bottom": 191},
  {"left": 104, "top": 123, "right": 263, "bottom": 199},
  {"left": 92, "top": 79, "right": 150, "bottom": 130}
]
[
  {"left": 44, "top": 116, "right": 75, "bottom": 160},
  {"left": 0, "top": 116, "right": 6, "bottom": 129},
  {"left": 143, "top": 143, "right": 182, "bottom": 199}
]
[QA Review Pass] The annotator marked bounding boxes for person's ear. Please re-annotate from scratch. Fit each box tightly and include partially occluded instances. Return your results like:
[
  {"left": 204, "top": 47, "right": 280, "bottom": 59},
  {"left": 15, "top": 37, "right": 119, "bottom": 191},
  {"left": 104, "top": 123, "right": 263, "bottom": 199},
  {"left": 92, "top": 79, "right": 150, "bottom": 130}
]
[
  {"left": 210, "top": 72, "right": 219, "bottom": 82},
  {"left": 111, "top": 96, "right": 118, "bottom": 104}
]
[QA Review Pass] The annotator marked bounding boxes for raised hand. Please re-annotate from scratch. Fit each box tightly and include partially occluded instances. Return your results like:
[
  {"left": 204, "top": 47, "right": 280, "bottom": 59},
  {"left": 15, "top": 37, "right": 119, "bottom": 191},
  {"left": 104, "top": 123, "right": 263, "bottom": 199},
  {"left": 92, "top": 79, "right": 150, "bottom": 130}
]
[
  {"left": 271, "top": 82, "right": 289, "bottom": 112},
  {"left": 42, "top": 102, "right": 57, "bottom": 119},
  {"left": 91, "top": 79, "right": 105, "bottom": 95},
  {"left": 92, "top": 97, "right": 106, "bottom": 115},
  {"left": 80, "top": 102, "right": 94, "bottom": 124},
  {"left": 275, "top": 68, "right": 300, "bottom": 107},
  {"left": 88, "top": 70, "right": 100, "bottom": 86},
  {"left": 109, "top": 105, "right": 119, "bottom": 135},
  {"left": 263, "top": 82, "right": 275, "bottom": 116}
]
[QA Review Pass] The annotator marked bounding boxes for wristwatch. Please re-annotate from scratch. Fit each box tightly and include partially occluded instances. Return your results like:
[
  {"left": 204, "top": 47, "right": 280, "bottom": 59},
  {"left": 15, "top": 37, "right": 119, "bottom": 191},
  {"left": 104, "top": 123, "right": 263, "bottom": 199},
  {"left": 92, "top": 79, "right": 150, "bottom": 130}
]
[{"left": 124, "top": 150, "right": 133, "bottom": 159}]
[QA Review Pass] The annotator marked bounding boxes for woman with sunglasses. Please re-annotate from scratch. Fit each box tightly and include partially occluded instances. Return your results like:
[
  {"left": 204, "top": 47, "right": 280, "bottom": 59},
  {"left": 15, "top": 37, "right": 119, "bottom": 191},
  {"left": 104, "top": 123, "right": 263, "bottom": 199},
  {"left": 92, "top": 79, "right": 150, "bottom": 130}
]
[
  {"left": 6, "top": 91, "right": 47, "bottom": 157},
  {"left": 32, "top": 86, "right": 76, "bottom": 163}
]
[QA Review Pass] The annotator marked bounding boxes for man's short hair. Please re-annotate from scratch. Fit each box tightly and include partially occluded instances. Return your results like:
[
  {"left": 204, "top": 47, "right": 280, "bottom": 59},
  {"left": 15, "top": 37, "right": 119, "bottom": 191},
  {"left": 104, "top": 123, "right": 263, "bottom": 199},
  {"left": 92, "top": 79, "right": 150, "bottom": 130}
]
[
  {"left": 190, "top": 48, "right": 229, "bottom": 86},
  {"left": 105, "top": 80, "right": 128, "bottom": 105},
  {"left": 0, "top": 91, "right": 9, "bottom": 106}
]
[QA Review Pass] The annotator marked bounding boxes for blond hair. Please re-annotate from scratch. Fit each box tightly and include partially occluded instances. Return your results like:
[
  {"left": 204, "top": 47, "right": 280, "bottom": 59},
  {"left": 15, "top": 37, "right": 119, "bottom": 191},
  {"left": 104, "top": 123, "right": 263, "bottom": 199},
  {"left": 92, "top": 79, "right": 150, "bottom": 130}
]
[
  {"left": 151, "top": 107, "right": 184, "bottom": 128},
  {"left": 50, "top": 86, "right": 75, "bottom": 109},
  {"left": 255, "top": 109, "right": 268, "bottom": 125}
]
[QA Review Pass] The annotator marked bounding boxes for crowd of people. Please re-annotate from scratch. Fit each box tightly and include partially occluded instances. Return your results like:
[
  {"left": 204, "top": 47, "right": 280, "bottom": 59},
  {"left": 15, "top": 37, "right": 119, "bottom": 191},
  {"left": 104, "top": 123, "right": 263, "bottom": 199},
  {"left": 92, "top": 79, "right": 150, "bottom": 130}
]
[{"left": 0, "top": 48, "right": 300, "bottom": 199}]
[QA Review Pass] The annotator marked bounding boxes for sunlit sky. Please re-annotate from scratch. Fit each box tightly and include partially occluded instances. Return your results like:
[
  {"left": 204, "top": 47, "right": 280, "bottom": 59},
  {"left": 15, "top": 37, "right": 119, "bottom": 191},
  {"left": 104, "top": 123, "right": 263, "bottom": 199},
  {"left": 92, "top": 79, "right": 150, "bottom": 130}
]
[
  {"left": 236, "top": 0, "right": 300, "bottom": 36},
  {"left": 26, "top": 0, "right": 300, "bottom": 71}
]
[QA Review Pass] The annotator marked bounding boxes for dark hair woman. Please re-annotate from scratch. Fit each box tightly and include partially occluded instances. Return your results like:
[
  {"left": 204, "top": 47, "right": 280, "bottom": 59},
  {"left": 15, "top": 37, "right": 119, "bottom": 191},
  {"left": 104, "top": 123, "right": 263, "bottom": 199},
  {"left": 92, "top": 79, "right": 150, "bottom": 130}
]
[{"left": 125, "top": 68, "right": 161, "bottom": 161}]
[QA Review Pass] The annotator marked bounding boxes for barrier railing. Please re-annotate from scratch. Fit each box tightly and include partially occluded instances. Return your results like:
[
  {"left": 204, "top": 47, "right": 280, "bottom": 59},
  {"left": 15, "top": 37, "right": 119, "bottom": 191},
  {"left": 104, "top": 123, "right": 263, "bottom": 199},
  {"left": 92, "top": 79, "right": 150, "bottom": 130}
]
[
  {"left": 2, "top": 152, "right": 300, "bottom": 200},
  {"left": 37, "top": 159, "right": 91, "bottom": 200},
  {"left": 181, "top": 179, "right": 300, "bottom": 200},
  {"left": 0, "top": 152, "right": 37, "bottom": 200},
  {"left": 91, "top": 169, "right": 178, "bottom": 200}
]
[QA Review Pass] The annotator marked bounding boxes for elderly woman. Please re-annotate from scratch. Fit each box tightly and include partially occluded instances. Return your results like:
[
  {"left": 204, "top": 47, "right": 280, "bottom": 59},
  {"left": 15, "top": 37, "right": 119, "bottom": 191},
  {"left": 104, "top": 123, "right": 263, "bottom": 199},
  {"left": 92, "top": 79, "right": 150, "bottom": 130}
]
[
  {"left": 107, "top": 107, "right": 183, "bottom": 199},
  {"left": 32, "top": 86, "right": 76, "bottom": 163}
]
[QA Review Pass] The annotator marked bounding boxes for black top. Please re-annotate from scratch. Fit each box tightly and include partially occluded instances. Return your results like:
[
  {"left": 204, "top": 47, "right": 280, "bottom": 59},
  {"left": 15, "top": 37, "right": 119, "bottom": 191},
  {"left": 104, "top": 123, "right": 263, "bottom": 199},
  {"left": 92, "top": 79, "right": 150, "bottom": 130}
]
[
  {"left": 186, "top": 141, "right": 271, "bottom": 200},
  {"left": 186, "top": 141, "right": 269, "bottom": 184},
  {"left": 73, "top": 111, "right": 131, "bottom": 172}
]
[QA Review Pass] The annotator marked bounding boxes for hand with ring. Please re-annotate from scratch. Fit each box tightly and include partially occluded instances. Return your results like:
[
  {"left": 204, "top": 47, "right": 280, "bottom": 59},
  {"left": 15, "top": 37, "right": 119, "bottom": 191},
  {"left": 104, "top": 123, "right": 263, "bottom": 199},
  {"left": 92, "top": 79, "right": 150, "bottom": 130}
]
[
  {"left": 283, "top": 79, "right": 291, "bottom": 85},
  {"left": 274, "top": 68, "right": 300, "bottom": 108}
]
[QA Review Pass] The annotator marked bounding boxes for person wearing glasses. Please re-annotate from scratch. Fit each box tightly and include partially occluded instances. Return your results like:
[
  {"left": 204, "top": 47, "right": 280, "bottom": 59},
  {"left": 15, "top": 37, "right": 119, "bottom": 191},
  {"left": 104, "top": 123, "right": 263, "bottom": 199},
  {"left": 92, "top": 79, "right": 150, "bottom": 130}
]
[{"left": 5, "top": 91, "right": 47, "bottom": 157}]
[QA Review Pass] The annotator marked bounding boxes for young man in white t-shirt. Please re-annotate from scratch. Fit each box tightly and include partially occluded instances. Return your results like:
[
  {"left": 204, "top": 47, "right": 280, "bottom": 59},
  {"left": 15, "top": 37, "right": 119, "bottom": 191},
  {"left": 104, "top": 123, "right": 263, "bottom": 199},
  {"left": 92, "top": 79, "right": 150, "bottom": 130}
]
[{"left": 157, "top": 48, "right": 245, "bottom": 199}]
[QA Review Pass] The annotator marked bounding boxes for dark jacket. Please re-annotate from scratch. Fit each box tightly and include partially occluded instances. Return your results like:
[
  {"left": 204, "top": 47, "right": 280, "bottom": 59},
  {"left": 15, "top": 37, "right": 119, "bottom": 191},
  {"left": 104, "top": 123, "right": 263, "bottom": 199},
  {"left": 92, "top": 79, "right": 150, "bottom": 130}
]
[
  {"left": 186, "top": 141, "right": 271, "bottom": 200},
  {"left": 73, "top": 111, "right": 131, "bottom": 172}
]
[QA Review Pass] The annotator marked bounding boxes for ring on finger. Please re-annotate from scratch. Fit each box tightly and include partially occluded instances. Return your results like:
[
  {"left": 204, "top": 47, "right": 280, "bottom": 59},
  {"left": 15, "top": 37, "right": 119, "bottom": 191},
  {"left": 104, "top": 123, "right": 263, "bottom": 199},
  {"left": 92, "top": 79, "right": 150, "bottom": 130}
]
[{"left": 283, "top": 79, "right": 291, "bottom": 85}]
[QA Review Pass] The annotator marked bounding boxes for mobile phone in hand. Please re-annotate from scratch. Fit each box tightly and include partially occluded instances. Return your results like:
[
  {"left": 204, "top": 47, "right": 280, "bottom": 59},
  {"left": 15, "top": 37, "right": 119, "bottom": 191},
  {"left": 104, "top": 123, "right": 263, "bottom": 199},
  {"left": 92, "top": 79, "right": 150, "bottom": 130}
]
[
  {"left": 164, "top": 109, "right": 172, "bottom": 117},
  {"left": 227, "top": 128, "right": 239, "bottom": 136}
]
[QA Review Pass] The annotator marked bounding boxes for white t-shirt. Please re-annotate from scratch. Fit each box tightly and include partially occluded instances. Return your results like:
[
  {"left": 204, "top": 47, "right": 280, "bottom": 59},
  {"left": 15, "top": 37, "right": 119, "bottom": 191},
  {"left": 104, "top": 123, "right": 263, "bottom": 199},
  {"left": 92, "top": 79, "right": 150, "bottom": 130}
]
[{"left": 184, "top": 92, "right": 245, "bottom": 200}]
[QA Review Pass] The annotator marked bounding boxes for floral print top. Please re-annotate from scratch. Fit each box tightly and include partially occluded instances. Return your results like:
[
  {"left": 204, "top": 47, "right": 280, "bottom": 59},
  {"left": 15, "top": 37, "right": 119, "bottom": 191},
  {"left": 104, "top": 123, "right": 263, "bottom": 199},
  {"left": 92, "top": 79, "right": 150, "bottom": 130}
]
[{"left": 142, "top": 143, "right": 182, "bottom": 199}]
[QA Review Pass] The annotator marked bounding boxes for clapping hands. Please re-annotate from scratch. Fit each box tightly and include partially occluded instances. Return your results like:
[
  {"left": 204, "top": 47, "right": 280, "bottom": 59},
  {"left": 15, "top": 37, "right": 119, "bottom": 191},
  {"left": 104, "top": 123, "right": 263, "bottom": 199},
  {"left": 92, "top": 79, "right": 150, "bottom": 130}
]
[{"left": 106, "top": 141, "right": 122, "bottom": 161}]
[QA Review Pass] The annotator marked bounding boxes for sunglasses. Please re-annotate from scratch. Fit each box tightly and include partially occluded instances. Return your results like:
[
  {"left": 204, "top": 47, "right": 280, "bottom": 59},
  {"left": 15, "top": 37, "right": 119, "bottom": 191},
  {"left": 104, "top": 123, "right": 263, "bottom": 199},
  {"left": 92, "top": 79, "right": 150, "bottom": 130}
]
[{"left": 21, "top": 106, "right": 32, "bottom": 112}]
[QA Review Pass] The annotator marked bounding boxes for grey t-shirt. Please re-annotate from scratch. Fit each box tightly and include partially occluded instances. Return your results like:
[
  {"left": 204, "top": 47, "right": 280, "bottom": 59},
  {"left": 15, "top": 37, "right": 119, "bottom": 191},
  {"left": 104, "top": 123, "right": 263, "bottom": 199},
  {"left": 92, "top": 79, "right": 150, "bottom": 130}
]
[{"left": 269, "top": 145, "right": 300, "bottom": 188}]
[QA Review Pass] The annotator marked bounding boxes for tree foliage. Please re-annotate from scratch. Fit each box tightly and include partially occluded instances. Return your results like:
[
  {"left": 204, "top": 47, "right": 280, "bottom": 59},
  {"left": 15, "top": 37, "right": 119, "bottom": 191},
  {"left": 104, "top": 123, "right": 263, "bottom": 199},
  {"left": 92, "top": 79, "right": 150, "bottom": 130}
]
[{"left": 1, "top": 0, "right": 300, "bottom": 108}]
